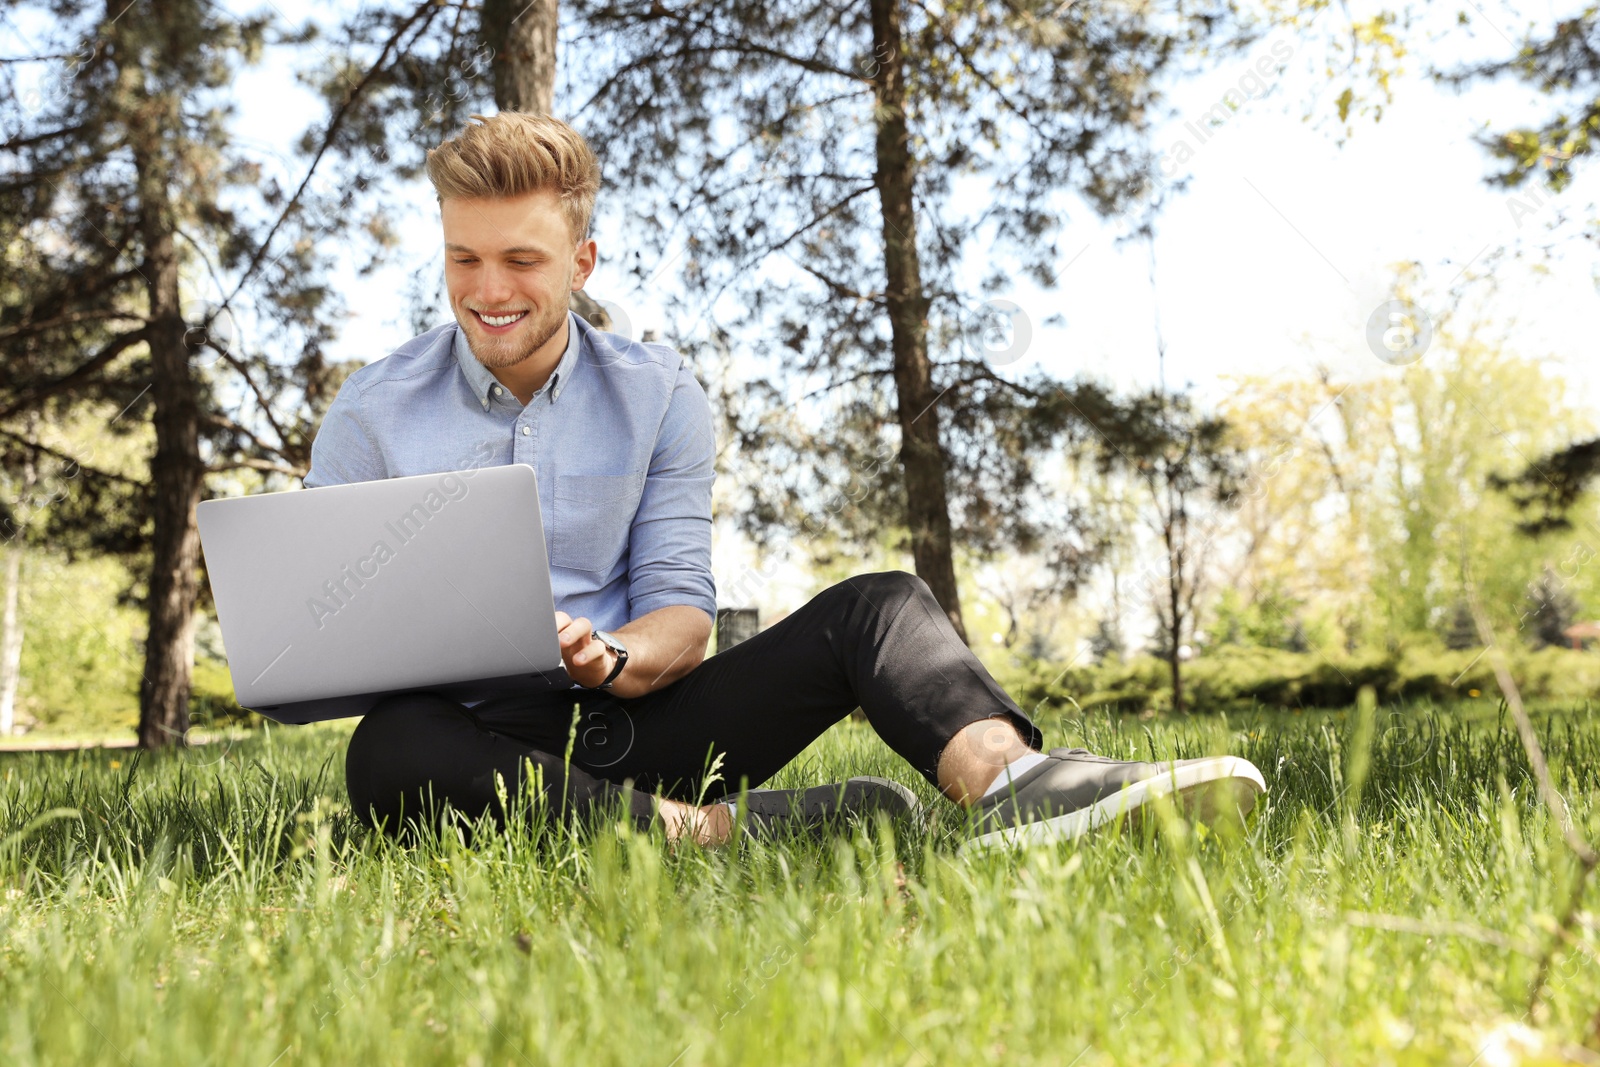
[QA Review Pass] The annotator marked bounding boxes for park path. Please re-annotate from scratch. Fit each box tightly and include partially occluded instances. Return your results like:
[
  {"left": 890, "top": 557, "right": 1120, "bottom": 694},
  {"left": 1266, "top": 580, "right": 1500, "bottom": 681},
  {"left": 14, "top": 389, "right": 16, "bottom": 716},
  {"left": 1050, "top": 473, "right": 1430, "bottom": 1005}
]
[{"left": 0, "top": 732, "right": 245, "bottom": 753}]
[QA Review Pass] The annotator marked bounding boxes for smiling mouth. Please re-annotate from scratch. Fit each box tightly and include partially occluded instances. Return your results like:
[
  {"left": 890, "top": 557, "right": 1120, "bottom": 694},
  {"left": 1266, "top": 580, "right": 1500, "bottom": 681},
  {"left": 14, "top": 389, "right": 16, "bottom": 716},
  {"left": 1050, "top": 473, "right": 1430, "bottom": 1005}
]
[{"left": 473, "top": 309, "right": 528, "bottom": 328}]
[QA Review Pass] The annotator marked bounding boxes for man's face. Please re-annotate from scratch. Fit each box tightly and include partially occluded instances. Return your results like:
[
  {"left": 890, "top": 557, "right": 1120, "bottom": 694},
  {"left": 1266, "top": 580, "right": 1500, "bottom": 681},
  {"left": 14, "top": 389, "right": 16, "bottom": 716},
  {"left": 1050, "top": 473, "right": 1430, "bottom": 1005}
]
[{"left": 441, "top": 188, "right": 597, "bottom": 369}]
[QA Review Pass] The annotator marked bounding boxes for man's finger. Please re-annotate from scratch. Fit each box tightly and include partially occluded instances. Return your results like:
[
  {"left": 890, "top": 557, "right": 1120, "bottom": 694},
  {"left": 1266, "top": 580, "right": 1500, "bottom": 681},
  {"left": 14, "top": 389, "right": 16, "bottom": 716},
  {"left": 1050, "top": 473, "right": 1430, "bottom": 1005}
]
[{"left": 559, "top": 616, "right": 594, "bottom": 649}]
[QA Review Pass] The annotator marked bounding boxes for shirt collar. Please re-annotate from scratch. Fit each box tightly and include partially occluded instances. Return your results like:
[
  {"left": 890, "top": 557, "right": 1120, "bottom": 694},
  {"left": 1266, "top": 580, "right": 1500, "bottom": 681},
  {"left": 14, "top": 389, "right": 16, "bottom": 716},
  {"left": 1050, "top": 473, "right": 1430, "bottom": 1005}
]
[{"left": 453, "top": 310, "right": 582, "bottom": 409}]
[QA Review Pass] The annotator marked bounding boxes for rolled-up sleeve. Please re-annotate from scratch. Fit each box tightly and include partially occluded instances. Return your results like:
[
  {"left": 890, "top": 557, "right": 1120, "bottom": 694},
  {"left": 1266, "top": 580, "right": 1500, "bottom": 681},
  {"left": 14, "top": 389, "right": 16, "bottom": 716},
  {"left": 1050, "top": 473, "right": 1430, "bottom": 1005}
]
[
  {"left": 303, "top": 383, "right": 386, "bottom": 489},
  {"left": 626, "top": 361, "right": 716, "bottom": 621}
]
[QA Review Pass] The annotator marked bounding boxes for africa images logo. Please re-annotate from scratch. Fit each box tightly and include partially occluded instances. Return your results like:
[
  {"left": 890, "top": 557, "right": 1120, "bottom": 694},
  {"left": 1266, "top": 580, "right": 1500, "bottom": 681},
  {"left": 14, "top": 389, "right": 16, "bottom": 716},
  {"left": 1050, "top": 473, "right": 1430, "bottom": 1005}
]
[
  {"left": 305, "top": 446, "right": 494, "bottom": 629},
  {"left": 1151, "top": 38, "right": 1295, "bottom": 188}
]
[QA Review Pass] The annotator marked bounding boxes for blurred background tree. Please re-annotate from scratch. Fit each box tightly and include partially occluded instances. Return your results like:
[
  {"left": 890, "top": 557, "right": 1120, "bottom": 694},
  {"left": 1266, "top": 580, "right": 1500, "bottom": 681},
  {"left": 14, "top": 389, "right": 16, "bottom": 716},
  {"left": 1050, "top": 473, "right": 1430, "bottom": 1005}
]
[
  {"left": 559, "top": 0, "right": 1269, "bottom": 641},
  {"left": 1, "top": 0, "right": 364, "bottom": 746},
  {"left": 4, "top": 0, "right": 1600, "bottom": 735}
]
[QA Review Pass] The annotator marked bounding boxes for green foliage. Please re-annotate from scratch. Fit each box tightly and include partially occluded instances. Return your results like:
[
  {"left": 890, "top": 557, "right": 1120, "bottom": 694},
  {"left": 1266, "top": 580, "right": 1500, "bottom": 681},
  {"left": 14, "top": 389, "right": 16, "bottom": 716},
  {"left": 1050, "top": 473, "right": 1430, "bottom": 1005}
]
[
  {"left": 1436, "top": 13, "right": 1600, "bottom": 199},
  {"left": 3, "top": 0, "right": 408, "bottom": 742},
  {"left": 8, "top": 552, "right": 249, "bottom": 738},
  {"left": 188, "top": 656, "right": 259, "bottom": 731},
  {"left": 1522, "top": 565, "right": 1582, "bottom": 649},
  {"left": 999, "top": 644, "right": 1600, "bottom": 715},
  {"left": 562, "top": 0, "right": 1258, "bottom": 572},
  {"left": 1443, "top": 601, "right": 1480, "bottom": 651},
  {"left": 1490, "top": 436, "right": 1600, "bottom": 536},
  {"left": 1087, "top": 615, "right": 1124, "bottom": 665},
  {"left": 6, "top": 705, "right": 1600, "bottom": 1061},
  {"left": 1207, "top": 585, "right": 1310, "bottom": 653},
  {"left": 1217, "top": 308, "right": 1599, "bottom": 656},
  {"left": 12, "top": 554, "right": 143, "bottom": 735}
]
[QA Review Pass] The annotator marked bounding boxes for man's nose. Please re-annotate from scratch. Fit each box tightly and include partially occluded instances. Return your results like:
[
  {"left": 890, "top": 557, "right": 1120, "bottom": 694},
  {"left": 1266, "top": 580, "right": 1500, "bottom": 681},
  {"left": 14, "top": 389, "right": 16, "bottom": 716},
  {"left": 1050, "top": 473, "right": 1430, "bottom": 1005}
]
[{"left": 474, "top": 265, "right": 516, "bottom": 305}]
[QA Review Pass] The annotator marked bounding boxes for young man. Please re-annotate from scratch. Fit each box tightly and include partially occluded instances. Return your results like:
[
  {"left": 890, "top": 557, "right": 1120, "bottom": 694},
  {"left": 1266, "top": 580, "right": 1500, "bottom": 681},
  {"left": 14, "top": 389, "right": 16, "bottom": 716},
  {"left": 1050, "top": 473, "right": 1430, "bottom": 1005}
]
[{"left": 305, "top": 113, "right": 1266, "bottom": 850}]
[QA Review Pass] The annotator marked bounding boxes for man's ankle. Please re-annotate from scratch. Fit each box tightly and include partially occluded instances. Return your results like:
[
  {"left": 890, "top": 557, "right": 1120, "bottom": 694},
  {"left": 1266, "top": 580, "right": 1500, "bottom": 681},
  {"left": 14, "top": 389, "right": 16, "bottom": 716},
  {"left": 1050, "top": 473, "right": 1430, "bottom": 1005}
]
[{"left": 937, "top": 718, "right": 1036, "bottom": 805}]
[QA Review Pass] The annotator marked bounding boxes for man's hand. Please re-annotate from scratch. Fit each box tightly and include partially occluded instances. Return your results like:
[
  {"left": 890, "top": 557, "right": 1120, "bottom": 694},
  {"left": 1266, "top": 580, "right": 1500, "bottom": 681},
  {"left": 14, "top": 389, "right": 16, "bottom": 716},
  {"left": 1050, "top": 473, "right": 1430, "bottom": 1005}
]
[
  {"left": 552, "top": 606, "right": 713, "bottom": 699},
  {"left": 556, "top": 611, "right": 617, "bottom": 689}
]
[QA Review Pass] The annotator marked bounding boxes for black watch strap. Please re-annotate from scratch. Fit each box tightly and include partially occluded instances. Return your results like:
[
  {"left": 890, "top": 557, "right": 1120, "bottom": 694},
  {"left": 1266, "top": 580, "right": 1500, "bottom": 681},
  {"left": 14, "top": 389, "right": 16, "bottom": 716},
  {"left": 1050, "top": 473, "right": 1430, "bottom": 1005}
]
[{"left": 592, "top": 630, "right": 629, "bottom": 689}]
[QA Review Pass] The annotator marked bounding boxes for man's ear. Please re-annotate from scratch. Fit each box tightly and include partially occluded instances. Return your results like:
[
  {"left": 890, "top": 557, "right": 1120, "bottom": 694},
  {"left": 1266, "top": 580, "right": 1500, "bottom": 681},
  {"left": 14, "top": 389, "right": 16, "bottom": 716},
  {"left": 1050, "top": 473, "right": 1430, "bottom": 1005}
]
[{"left": 571, "top": 237, "right": 598, "bottom": 292}]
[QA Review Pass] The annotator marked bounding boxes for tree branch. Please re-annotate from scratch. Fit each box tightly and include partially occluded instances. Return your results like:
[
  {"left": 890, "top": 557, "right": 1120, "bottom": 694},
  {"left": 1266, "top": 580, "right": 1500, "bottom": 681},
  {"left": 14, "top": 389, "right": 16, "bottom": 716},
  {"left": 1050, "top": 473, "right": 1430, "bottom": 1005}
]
[
  {"left": 0, "top": 121, "right": 88, "bottom": 152},
  {"left": 0, "top": 327, "right": 150, "bottom": 420},
  {"left": 0, "top": 428, "right": 145, "bottom": 486},
  {"left": 635, "top": 5, "right": 865, "bottom": 82},
  {"left": 694, "top": 182, "right": 878, "bottom": 314},
  {"left": 213, "top": 346, "right": 294, "bottom": 458},
  {"left": 799, "top": 366, "right": 893, "bottom": 402},
  {"left": 0, "top": 308, "right": 147, "bottom": 344},
  {"left": 218, "top": 0, "right": 443, "bottom": 317},
  {"left": 202, "top": 411, "right": 286, "bottom": 465},
  {"left": 787, "top": 255, "right": 883, "bottom": 305},
  {"left": 206, "top": 458, "right": 306, "bottom": 477},
  {"left": 905, "top": 0, "right": 1055, "bottom": 142}
]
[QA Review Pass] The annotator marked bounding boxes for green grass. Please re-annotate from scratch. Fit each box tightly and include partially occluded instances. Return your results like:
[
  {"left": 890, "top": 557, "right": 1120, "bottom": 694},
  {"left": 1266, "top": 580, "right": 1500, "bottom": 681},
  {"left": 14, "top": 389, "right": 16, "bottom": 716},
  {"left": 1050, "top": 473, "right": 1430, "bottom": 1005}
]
[{"left": 3, "top": 700, "right": 1600, "bottom": 1065}]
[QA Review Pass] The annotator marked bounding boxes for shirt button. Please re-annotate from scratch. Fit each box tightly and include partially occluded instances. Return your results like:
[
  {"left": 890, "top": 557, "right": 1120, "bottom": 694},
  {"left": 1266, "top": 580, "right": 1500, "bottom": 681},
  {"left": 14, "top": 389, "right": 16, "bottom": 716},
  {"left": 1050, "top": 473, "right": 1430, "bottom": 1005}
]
[
  {"left": 521, "top": 425, "right": 530, "bottom": 436},
  {"left": 493, "top": 386, "right": 503, "bottom": 396}
]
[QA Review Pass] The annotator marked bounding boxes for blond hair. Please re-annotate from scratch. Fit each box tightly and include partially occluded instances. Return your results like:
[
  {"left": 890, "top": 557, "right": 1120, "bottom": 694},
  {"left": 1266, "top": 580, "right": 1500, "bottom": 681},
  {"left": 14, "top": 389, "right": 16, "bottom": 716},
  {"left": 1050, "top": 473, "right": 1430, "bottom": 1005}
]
[{"left": 425, "top": 113, "right": 601, "bottom": 242}]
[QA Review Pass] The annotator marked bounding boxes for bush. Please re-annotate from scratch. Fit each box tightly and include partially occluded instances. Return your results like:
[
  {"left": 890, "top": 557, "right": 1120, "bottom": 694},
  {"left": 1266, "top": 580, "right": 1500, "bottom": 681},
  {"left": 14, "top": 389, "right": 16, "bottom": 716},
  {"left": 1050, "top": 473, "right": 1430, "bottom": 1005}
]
[
  {"left": 1002, "top": 642, "right": 1600, "bottom": 713},
  {"left": 189, "top": 656, "right": 261, "bottom": 730},
  {"left": 14, "top": 554, "right": 144, "bottom": 735},
  {"left": 12, "top": 553, "right": 259, "bottom": 738}
]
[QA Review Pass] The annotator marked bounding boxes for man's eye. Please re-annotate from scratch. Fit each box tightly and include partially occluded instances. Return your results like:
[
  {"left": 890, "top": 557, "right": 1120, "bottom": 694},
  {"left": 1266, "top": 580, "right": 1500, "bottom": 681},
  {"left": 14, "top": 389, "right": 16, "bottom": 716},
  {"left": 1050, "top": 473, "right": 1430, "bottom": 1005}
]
[
  {"left": 510, "top": 260, "right": 535, "bottom": 267},
  {"left": 452, "top": 258, "right": 477, "bottom": 265}
]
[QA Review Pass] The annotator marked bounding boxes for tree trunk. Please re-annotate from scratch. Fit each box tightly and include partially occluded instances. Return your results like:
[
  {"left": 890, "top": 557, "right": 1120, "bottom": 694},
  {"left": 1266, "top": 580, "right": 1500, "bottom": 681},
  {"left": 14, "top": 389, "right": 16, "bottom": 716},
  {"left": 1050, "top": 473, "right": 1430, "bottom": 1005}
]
[
  {"left": 869, "top": 0, "right": 967, "bottom": 642},
  {"left": 133, "top": 103, "right": 204, "bottom": 750},
  {"left": 1163, "top": 476, "right": 1186, "bottom": 714},
  {"left": 0, "top": 546, "right": 22, "bottom": 737},
  {"left": 479, "top": 0, "right": 610, "bottom": 330},
  {"left": 0, "top": 422, "right": 35, "bottom": 737},
  {"left": 482, "top": 0, "right": 558, "bottom": 114},
  {"left": 1167, "top": 582, "right": 1184, "bottom": 714}
]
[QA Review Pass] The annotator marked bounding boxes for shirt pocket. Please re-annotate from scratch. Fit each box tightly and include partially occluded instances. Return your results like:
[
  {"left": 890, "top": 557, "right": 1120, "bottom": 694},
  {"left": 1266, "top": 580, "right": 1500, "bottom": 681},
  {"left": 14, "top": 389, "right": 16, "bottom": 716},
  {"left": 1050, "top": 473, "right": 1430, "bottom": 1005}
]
[{"left": 552, "top": 472, "right": 645, "bottom": 574}]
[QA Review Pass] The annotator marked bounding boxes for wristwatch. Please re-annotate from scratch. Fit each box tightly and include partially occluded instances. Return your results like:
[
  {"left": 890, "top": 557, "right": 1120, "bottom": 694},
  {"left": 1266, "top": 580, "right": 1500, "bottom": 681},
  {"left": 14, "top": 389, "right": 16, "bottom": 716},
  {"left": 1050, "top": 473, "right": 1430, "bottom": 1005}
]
[{"left": 589, "top": 629, "right": 629, "bottom": 689}]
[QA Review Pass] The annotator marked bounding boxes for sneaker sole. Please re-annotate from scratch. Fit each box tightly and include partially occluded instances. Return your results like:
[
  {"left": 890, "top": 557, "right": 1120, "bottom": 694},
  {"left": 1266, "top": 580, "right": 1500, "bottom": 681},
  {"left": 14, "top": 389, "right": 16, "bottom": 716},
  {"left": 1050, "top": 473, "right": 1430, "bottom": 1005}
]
[{"left": 958, "top": 756, "right": 1267, "bottom": 857}]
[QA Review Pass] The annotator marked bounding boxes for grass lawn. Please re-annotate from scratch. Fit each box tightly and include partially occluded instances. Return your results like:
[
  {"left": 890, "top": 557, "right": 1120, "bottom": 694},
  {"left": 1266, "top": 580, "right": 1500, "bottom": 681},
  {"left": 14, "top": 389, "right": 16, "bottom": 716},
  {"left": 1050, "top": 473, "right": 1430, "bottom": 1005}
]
[{"left": 3, "top": 700, "right": 1600, "bottom": 1065}]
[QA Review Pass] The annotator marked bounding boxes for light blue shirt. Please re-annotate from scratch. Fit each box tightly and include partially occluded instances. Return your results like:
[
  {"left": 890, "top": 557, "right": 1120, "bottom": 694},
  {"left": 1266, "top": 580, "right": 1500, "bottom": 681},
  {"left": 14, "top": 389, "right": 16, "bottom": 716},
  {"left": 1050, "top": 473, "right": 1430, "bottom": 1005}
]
[{"left": 303, "top": 310, "right": 717, "bottom": 632}]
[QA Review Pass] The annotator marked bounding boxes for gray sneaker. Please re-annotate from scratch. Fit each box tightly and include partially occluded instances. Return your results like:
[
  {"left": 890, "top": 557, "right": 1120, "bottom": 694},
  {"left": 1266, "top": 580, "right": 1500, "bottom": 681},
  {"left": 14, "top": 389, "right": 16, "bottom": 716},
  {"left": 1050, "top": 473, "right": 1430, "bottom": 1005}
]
[
  {"left": 960, "top": 748, "right": 1266, "bottom": 855},
  {"left": 732, "top": 776, "right": 923, "bottom": 841}
]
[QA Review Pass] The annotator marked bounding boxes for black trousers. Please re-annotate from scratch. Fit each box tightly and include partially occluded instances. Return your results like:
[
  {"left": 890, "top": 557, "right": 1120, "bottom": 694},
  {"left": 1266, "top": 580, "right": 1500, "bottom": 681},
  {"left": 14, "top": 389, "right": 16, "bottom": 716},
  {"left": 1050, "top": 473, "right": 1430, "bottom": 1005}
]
[{"left": 344, "top": 570, "right": 1045, "bottom": 834}]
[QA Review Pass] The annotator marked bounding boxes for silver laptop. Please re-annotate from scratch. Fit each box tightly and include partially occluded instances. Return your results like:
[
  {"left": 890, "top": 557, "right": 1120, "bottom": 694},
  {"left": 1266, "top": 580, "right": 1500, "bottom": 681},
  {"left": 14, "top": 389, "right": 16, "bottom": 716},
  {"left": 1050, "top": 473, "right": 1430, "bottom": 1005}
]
[{"left": 196, "top": 463, "right": 568, "bottom": 724}]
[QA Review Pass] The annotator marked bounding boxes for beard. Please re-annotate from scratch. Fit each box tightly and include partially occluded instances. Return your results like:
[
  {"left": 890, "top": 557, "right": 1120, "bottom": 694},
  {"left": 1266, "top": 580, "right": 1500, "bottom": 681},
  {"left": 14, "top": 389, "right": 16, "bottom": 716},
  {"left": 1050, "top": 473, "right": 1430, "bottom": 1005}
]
[{"left": 462, "top": 291, "right": 571, "bottom": 370}]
